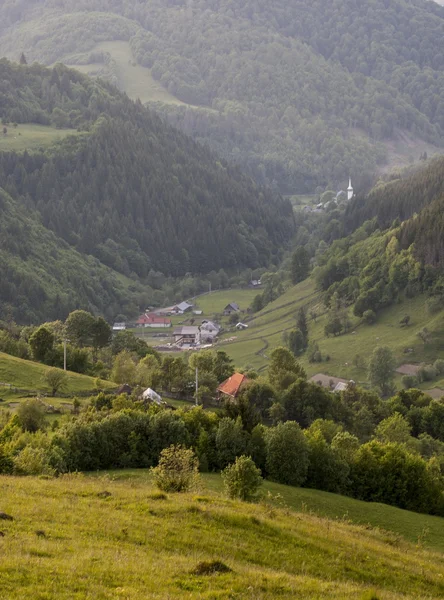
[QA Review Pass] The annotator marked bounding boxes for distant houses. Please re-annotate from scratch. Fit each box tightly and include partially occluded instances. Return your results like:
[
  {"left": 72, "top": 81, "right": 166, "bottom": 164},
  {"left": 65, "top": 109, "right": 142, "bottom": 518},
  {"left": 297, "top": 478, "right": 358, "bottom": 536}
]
[
  {"left": 223, "top": 302, "right": 240, "bottom": 315},
  {"left": 136, "top": 313, "right": 172, "bottom": 328},
  {"left": 309, "top": 373, "right": 355, "bottom": 393},
  {"left": 200, "top": 320, "right": 221, "bottom": 343},
  {"left": 173, "top": 326, "right": 201, "bottom": 347},
  {"left": 156, "top": 301, "right": 193, "bottom": 316}
]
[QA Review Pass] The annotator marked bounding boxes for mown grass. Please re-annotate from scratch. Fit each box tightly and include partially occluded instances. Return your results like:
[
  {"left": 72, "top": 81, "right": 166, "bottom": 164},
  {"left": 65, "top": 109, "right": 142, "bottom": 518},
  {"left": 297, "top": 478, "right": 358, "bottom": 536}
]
[
  {"left": 0, "top": 352, "right": 114, "bottom": 404},
  {"left": 1, "top": 473, "right": 444, "bottom": 599},
  {"left": 0, "top": 124, "right": 77, "bottom": 151},
  {"left": 192, "top": 288, "right": 259, "bottom": 316}
]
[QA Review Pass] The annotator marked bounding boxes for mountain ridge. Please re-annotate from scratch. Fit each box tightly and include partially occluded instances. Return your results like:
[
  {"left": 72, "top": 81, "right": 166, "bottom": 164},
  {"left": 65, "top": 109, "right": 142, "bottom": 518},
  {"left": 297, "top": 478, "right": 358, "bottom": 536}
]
[{"left": 1, "top": 0, "right": 443, "bottom": 191}]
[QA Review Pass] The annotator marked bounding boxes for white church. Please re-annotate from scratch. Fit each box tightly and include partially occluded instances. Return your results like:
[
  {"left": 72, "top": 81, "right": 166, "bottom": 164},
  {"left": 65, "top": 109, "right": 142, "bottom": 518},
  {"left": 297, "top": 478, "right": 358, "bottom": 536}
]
[{"left": 347, "top": 177, "right": 354, "bottom": 200}]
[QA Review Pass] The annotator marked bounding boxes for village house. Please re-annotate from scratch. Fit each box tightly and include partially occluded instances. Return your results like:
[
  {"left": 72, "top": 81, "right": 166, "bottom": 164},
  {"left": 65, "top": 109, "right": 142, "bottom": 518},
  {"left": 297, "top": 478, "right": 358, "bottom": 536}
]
[
  {"left": 217, "top": 372, "right": 250, "bottom": 401},
  {"left": 308, "top": 373, "right": 354, "bottom": 393},
  {"left": 173, "top": 326, "right": 201, "bottom": 346},
  {"left": 155, "top": 301, "right": 193, "bottom": 316},
  {"left": 223, "top": 302, "right": 240, "bottom": 316},
  {"left": 112, "top": 322, "right": 126, "bottom": 331},
  {"left": 136, "top": 313, "right": 172, "bottom": 328},
  {"left": 200, "top": 320, "right": 221, "bottom": 343}
]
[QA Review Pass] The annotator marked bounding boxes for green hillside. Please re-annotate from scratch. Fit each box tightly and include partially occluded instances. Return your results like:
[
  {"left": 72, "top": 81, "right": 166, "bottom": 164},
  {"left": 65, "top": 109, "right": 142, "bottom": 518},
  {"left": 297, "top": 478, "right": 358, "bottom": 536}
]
[
  {"left": 1, "top": 473, "right": 444, "bottom": 599},
  {"left": 223, "top": 158, "right": 444, "bottom": 391},
  {"left": 0, "top": 351, "right": 114, "bottom": 402},
  {"left": 1, "top": 0, "right": 444, "bottom": 191}
]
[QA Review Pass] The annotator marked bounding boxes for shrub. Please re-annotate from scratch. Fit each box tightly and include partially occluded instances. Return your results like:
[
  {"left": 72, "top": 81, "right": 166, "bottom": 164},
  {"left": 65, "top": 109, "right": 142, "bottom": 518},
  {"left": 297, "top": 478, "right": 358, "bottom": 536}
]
[
  {"left": 434, "top": 359, "right": 444, "bottom": 375},
  {"left": 401, "top": 374, "right": 418, "bottom": 389},
  {"left": 13, "top": 446, "right": 55, "bottom": 476},
  {"left": 192, "top": 561, "right": 232, "bottom": 575},
  {"left": 151, "top": 445, "right": 199, "bottom": 493},
  {"left": 17, "top": 399, "right": 46, "bottom": 432},
  {"left": 222, "top": 455, "right": 263, "bottom": 502},
  {"left": 362, "top": 310, "right": 377, "bottom": 325},
  {"left": 417, "top": 364, "right": 437, "bottom": 383}
]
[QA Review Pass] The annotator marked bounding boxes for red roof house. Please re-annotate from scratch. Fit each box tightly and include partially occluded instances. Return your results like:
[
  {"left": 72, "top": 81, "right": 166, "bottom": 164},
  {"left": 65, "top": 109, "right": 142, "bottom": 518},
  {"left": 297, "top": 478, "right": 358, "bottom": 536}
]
[
  {"left": 217, "top": 373, "right": 250, "bottom": 400},
  {"left": 136, "top": 313, "right": 172, "bottom": 328}
]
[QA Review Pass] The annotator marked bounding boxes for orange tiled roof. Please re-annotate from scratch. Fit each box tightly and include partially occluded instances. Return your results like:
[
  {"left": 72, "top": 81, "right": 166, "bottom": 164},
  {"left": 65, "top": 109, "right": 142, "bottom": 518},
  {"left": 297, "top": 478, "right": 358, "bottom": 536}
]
[{"left": 217, "top": 373, "right": 249, "bottom": 398}]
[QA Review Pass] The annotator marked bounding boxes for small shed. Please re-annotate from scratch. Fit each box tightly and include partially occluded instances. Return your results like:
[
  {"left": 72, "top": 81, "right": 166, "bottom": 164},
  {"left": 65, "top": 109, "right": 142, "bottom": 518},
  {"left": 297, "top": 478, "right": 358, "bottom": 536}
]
[
  {"left": 223, "top": 302, "right": 240, "bottom": 315},
  {"left": 142, "top": 388, "right": 163, "bottom": 405}
]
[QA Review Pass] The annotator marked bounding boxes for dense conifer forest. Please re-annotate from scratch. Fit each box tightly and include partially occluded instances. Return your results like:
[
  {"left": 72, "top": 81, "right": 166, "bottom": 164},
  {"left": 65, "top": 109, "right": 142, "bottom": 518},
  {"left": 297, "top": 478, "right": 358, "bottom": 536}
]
[
  {"left": 1, "top": 0, "right": 443, "bottom": 191},
  {"left": 0, "top": 60, "right": 294, "bottom": 322}
]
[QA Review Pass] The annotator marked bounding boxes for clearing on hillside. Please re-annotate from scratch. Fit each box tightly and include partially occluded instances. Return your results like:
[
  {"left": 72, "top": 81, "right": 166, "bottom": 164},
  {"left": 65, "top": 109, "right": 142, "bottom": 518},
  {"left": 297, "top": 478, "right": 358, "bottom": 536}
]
[
  {"left": 65, "top": 41, "right": 185, "bottom": 105},
  {"left": 0, "top": 124, "right": 77, "bottom": 151}
]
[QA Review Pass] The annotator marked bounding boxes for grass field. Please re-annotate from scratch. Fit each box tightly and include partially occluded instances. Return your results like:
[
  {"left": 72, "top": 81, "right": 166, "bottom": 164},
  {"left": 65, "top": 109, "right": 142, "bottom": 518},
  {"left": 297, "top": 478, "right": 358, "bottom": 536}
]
[
  {"left": 0, "top": 124, "right": 77, "bottom": 151},
  {"left": 99, "top": 470, "right": 444, "bottom": 553},
  {"left": 66, "top": 41, "right": 185, "bottom": 105},
  {"left": 221, "top": 278, "right": 444, "bottom": 391},
  {"left": 1, "top": 473, "right": 444, "bottom": 599},
  {"left": 192, "top": 289, "right": 258, "bottom": 316},
  {"left": 0, "top": 352, "right": 114, "bottom": 405}
]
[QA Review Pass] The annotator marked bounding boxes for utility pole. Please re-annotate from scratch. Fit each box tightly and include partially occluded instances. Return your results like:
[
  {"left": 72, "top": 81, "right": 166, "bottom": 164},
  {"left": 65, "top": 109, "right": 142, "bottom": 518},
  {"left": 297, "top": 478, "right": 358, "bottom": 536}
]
[
  {"left": 195, "top": 367, "right": 198, "bottom": 406},
  {"left": 63, "top": 338, "right": 67, "bottom": 371}
]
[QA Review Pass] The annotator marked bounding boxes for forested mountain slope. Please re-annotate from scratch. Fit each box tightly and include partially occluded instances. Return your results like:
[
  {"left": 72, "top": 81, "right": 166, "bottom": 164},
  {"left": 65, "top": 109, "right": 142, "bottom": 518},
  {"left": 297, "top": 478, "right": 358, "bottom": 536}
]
[
  {"left": 0, "top": 61, "right": 293, "bottom": 273},
  {"left": 0, "top": 187, "right": 148, "bottom": 323},
  {"left": 0, "top": 60, "right": 294, "bottom": 321},
  {"left": 345, "top": 156, "right": 444, "bottom": 231},
  {"left": 1, "top": 0, "right": 443, "bottom": 192}
]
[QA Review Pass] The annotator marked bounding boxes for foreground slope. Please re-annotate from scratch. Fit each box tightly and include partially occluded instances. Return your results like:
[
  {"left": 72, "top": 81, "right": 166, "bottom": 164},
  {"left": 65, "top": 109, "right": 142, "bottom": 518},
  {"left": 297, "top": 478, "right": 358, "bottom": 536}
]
[
  {"left": 1, "top": 474, "right": 444, "bottom": 599},
  {"left": 1, "top": 0, "right": 444, "bottom": 191}
]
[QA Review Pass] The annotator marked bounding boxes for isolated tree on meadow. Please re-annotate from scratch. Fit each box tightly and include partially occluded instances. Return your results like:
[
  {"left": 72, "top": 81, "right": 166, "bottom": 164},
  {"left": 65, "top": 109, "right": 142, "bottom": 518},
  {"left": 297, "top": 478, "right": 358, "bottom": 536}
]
[
  {"left": 44, "top": 368, "right": 68, "bottom": 397},
  {"left": 222, "top": 455, "right": 263, "bottom": 502}
]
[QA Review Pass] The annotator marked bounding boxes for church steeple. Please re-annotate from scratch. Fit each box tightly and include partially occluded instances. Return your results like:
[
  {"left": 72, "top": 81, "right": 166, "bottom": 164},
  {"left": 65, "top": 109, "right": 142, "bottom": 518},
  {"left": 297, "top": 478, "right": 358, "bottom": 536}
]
[{"left": 347, "top": 177, "right": 354, "bottom": 200}]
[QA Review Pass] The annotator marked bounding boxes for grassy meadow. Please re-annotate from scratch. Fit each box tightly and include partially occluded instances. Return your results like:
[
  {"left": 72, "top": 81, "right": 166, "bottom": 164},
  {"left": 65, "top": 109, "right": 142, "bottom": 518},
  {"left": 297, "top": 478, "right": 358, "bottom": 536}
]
[
  {"left": 1, "top": 472, "right": 444, "bottom": 599},
  {"left": 66, "top": 41, "right": 185, "bottom": 105},
  {"left": 0, "top": 352, "right": 114, "bottom": 406},
  {"left": 192, "top": 289, "right": 258, "bottom": 317},
  {"left": 0, "top": 124, "right": 77, "bottom": 151}
]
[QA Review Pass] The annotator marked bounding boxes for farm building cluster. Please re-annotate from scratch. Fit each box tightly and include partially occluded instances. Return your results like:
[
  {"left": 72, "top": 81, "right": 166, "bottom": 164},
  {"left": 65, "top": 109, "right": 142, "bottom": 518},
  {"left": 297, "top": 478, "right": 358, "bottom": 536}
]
[{"left": 112, "top": 299, "right": 248, "bottom": 350}]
